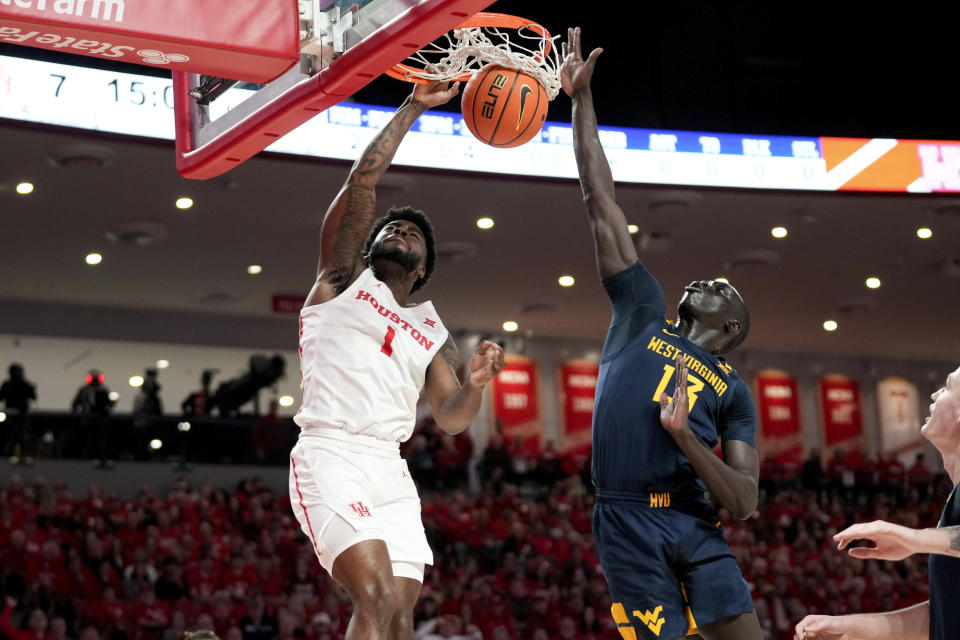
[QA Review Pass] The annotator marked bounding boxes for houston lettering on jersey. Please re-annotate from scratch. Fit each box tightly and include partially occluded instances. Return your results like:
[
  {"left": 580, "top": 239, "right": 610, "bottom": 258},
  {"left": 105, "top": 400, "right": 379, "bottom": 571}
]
[
  {"left": 646, "top": 335, "right": 729, "bottom": 397},
  {"left": 355, "top": 290, "right": 435, "bottom": 351}
]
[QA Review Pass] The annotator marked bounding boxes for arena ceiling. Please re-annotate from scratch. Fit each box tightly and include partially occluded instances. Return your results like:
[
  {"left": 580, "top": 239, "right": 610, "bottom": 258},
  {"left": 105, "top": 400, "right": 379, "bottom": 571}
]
[{"left": 0, "top": 3, "right": 958, "bottom": 363}]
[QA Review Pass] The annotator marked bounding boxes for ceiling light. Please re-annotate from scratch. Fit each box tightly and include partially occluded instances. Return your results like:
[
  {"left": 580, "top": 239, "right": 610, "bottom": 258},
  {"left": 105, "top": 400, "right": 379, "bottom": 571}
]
[
  {"left": 771, "top": 226, "right": 788, "bottom": 239},
  {"left": 85, "top": 252, "right": 102, "bottom": 265},
  {"left": 823, "top": 320, "right": 838, "bottom": 332},
  {"left": 247, "top": 264, "right": 263, "bottom": 275},
  {"left": 175, "top": 197, "right": 193, "bottom": 210},
  {"left": 476, "top": 217, "right": 494, "bottom": 230},
  {"left": 865, "top": 277, "right": 881, "bottom": 289},
  {"left": 0, "top": 412, "right": 6, "bottom": 423},
  {"left": 502, "top": 321, "right": 518, "bottom": 332},
  {"left": 916, "top": 227, "right": 932, "bottom": 239},
  {"left": 558, "top": 275, "right": 575, "bottom": 287},
  {"left": 278, "top": 395, "right": 295, "bottom": 407},
  {"left": 149, "top": 439, "right": 163, "bottom": 450},
  {"left": 715, "top": 277, "right": 729, "bottom": 283},
  {"left": 108, "top": 392, "right": 119, "bottom": 402},
  {"left": 156, "top": 359, "right": 170, "bottom": 369},
  {"left": 16, "top": 182, "right": 33, "bottom": 195},
  {"left": 129, "top": 375, "right": 144, "bottom": 387},
  {"left": 627, "top": 224, "right": 639, "bottom": 234},
  {"left": 177, "top": 421, "right": 191, "bottom": 432}
]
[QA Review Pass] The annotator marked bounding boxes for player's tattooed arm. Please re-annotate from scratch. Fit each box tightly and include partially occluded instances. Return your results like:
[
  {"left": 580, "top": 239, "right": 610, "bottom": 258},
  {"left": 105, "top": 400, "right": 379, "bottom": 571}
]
[
  {"left": 921, "top": 525, "right": 960, "bottom": 559},
  {"left": 438, "top": 336, "right": 459, "bottom": 371},
  {"left": 560, "top": 27, "right": 638, "bottom": 280},
  {"left": 425, "top": 338, "right": 505, "bottom": 435},
  {"left": 832, "top": 522, "right": 960, "bottom": 561},
  {"left": 307, "top": 81, "right": 460, "bottom": 304}
]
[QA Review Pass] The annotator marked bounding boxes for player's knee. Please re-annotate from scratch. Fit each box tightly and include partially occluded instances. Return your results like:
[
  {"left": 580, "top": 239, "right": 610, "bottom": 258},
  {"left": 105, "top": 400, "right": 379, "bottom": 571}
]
[
  {"left": 352, "top": 575, "right": 399, "bottom": 619},
  {"left": 391, "top": 607, "right": 413, "bottom": 631}
]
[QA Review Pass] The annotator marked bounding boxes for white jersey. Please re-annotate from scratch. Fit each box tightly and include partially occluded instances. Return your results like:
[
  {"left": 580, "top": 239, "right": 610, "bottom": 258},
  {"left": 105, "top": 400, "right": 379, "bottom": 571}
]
[{"left": 294, "top": 268, "right": 449, "bottom": 445}]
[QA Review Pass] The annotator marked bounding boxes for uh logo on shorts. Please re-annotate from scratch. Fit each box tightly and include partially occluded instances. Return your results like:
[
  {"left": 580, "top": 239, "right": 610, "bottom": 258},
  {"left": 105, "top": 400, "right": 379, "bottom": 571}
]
[{"left": 349, "top": 502, "right": 372, "bottom": 518}]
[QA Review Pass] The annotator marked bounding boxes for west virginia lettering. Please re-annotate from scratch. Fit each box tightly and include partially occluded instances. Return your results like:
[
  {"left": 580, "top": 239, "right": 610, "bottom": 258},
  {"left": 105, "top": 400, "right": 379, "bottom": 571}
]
[{"left": 646, "top": 336, "right": 728, "bottom": 397}]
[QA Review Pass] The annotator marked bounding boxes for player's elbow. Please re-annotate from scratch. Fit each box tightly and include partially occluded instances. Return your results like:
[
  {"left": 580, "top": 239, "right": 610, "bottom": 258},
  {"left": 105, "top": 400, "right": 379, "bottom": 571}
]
[
  {"left": 433, "top": 414, "right": 468, "bottom": 436},
  {"left": 345, "top": 172, "right": 378, "bottom": 190},
  {"left": 733, "top": 488, "right": 759, "bottom": 520},
  {"left": 732, "top": 504, "right": 755, "bottom": 521}
]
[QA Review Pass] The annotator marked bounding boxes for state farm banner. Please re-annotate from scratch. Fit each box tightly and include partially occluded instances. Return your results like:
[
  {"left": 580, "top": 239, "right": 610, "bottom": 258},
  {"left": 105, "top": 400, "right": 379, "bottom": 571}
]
[
  {"left": 0, "top": 0, "right": 298, "bottom": 82},
  {"left": 876, "top": 377, "right": 922, "bottom": 456},
  {"left": 491, "top": 355, "right": 541, "bottom": 454},
  {"left": 559, "top": 360, "right": 598, "bottom": 454},
  {"left": 754, "top": 370, "right": 802, "bottom": 464},
  {"left": 819, "top": 375, "right": 863, "bottom": 452}
]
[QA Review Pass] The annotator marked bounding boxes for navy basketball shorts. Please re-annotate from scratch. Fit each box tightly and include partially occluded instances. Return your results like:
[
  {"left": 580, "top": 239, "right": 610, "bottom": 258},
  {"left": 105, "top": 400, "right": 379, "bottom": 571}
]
[{"left": 593, "top": 496, "right": 753, "bottom": 639}]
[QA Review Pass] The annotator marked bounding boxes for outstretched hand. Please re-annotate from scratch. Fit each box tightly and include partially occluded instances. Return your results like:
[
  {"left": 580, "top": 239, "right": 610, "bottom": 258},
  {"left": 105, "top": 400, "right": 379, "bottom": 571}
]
[
  {"left": 468, "top": 341, "right": 506, "bottom": 387},
  {"left": 794, "top": 615, "right": 851, "bottom": 640},
  {"left": 834, "top": 520, "right": 924, "bottom": 561},
  {"left": 560, "top": 26, "right": 603, "bottom": 97},
  {"left": 412, "top": 80, "right": 461, "bottom": 108},
  {"left": 659, "top": 356, "right": 690, "bottom": 435}
]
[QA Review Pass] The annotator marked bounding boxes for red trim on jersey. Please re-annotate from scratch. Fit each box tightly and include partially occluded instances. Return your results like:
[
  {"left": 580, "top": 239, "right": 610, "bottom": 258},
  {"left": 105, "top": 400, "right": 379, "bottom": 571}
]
[
  {"left": 291, "top": 455, "right": 322, "bottom": 558},
  {"left": 297, "top": 315, "right": 304, "bottom": 415}
]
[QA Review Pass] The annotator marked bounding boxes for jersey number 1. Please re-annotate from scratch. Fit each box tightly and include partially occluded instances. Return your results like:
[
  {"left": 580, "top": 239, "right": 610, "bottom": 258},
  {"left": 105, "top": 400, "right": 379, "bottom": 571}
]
[
  {"left": 652, "top": 363, "right": 704, "bottom": 412},
  {"left": 380, "top": 326, "right": 396, "bottom": 357}
]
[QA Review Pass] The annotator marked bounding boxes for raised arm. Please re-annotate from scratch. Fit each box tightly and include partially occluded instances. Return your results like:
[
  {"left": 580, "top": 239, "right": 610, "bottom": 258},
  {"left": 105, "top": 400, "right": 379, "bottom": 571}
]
[
  {"left": 560, "top": 27, "right": 638, "bottom": 280},
  {"left": 305, "top": 81, "right": 460, "bottom": 307}
]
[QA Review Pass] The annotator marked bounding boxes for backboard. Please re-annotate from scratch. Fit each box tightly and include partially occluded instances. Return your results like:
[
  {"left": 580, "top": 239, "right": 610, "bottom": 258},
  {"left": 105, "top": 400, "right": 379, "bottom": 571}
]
[{"left": 174, "top": 0, "right": 495, "bottom": 180}]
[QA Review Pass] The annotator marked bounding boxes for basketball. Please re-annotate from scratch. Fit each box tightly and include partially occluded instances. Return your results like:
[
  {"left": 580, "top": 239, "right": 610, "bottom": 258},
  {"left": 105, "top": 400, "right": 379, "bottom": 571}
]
[{"left": 461, "top": 66, "right": 549, "bottom": 148}]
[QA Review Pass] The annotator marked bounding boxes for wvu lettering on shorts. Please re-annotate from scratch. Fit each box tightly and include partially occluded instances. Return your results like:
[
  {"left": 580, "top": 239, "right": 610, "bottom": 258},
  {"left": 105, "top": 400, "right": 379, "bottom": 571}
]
[
  {"left": 481, "top": 72, "right": 508, "bottom": 119},
  {"left": 355, "top": 289, "right": 435, "bottom": 350},
  {"left": 649, "top": 492, "right": 671, "bottom": 508}
]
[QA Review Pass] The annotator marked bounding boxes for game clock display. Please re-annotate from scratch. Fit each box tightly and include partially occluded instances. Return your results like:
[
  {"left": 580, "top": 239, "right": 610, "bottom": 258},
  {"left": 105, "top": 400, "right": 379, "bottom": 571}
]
[
  {"left": 1, "top": 54, "right": 957, "bottom": 192},
  {"left": 0, "top": 56, "right": 174, "bottom": 138}
]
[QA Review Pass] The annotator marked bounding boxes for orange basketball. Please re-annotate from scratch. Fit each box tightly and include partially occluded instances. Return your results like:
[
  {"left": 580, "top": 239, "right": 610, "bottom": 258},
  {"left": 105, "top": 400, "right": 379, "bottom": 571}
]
[{"left": 461, "top": 66, "right": 548, "bottom": 148}]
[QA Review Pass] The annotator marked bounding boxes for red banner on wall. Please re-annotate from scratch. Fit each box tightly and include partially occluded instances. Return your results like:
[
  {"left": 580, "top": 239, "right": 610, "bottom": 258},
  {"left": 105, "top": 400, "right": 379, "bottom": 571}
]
[
  {"left": 492, "top": 356, "right": 541, "bottom": 455},
  {"left": 272, "top": 294, "right": 307, "bottom": 315},
  {"left": 0, "top": 0, "right": 299, "bottom": 82},
  {"left": 819, "top": 375, "right": 863, "bottom": 451},
  {"left": 559, "top": 360, "right": 598, "bottom": 454},
  {"left": 754, "top": 370, "right": 802, "bottom": 464}
]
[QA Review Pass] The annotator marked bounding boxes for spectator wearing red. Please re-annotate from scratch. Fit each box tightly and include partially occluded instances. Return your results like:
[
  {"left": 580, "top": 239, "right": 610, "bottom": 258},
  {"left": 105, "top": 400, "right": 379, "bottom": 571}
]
[{"left": 0, "top": 598, "right": 52, "bottom": 640}]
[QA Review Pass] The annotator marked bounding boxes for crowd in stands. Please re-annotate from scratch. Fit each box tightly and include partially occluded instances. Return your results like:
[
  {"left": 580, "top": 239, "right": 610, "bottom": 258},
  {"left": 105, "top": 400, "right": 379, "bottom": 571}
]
[{"left": 0, "top": 415, "right": 950, "bottom": 640}]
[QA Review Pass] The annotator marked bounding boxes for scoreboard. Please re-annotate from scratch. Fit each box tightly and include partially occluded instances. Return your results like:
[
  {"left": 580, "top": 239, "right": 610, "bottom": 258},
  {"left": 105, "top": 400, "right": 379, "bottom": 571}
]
[{"left": 1, "top": 54, "right": 958, "bottom": 192}]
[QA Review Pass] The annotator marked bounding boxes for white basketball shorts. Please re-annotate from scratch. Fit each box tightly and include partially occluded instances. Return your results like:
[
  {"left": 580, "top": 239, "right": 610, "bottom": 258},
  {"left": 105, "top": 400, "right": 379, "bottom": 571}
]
[{"left": 288, "top": 433, "right": 433, "bottom": 581}]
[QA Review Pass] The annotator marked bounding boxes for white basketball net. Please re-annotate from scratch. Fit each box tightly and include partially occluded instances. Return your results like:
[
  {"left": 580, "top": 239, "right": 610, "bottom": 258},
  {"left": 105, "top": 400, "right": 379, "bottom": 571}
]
[{"left": 398, "top": 25, "right": 562, "bottom": 100}]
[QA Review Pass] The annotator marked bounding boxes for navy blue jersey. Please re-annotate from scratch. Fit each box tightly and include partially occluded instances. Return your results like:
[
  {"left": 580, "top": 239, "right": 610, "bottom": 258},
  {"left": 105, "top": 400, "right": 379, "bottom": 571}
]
[
  {"left": 592, "top": 261, "right": 756, "bottom": 510},
  {"left": 929, "top": 482, "right": 960, "bottom": 640}
]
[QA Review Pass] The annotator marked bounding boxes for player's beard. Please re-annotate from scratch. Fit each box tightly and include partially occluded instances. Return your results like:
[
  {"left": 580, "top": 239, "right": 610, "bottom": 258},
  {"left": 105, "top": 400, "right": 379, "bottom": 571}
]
[{"left": 369, "top": 242, "right": 420, "bottom": 274}]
